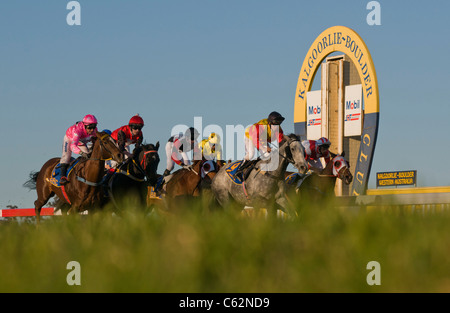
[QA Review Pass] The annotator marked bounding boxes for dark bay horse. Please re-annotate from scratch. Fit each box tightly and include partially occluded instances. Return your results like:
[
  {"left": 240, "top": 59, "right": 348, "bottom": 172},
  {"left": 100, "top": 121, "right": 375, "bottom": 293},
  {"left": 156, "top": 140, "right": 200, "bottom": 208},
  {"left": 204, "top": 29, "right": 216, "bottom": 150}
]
[
  {"left": 148, "top": 159, "right": 221, "bottom": 212},
  {"left": 211, "top": 134, "right": 308, "bottom": 218},
  {"left": 26, "top": 131, "right": 124, "bottom": 221},
  {"left": 285, "top": 154, "right": 353, "bottom": 205},
  {"left": 106, "top": 143, "right": 160, "bottom": 211}
]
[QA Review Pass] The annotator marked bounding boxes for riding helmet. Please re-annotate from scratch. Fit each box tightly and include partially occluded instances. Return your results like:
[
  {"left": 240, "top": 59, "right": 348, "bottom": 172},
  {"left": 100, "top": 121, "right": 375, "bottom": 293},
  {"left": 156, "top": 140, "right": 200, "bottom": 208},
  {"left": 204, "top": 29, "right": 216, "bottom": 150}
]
[
  {"left": 267, "top": 111, "right": 285, "bottom": 125},
  {"left": 129, "top": 114, "right": 144, "bottom": 126},
  {"left": 317, "top": 137, "right": 331, "bottom": 148},
  {"left": 82, "top": 114, "right": 98, "bottom": 125},
  {"left": 185, "top": 127, "right": 200, "bottom": 140}
]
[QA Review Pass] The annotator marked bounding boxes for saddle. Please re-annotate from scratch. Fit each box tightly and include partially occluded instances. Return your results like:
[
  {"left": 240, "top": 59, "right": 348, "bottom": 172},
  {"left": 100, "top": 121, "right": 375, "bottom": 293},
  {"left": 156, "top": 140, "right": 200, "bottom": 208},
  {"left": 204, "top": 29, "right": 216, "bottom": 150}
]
[
  {"left": 48, "top": 158, "right": 80, "bottom": 187},
  {"left": 284, "top": 172, "right": 311, "bottom": 191},
  {"left": 225, "top": 160, "right": 258, "bottom": 184}
]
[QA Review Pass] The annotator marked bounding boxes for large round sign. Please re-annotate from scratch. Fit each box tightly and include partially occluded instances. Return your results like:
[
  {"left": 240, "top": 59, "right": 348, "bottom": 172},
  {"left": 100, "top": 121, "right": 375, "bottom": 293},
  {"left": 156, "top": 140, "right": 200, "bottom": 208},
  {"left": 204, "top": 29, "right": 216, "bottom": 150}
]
[{"left": 294, "top": 26, "right": 379, "bottom": 195}]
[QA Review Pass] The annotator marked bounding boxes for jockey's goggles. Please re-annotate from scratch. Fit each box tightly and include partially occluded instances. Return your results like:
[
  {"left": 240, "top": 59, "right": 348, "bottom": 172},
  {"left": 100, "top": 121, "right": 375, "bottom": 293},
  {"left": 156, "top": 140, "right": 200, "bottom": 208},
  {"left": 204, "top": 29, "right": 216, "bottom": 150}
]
[
  {"left": 85, "top": 123, "right": 97, "bottom": 130},
  {"left": 130, "top": 124, "right": 143, "bottom": 130}
]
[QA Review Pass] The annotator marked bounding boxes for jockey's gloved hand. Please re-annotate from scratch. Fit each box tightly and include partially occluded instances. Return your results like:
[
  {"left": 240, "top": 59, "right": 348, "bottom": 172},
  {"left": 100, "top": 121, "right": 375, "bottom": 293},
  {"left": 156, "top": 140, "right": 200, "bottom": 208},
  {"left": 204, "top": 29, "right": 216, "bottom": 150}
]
[{"left": 80, "top": 151, "right": 88, "bottom": 158}]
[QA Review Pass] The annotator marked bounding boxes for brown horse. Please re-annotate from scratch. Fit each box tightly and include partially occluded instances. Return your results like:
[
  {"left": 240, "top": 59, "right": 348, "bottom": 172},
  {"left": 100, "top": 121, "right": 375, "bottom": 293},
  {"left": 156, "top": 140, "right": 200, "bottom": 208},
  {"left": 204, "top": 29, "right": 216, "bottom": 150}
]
[
  {"left": 147, "top": 159, "right": 222, "bottom": 212},
  {"left": 26, "top": 131, "right": 124, "bottom": 221},
  {"left": 285, "top": 154, "right": 353, "bottom": 205}
]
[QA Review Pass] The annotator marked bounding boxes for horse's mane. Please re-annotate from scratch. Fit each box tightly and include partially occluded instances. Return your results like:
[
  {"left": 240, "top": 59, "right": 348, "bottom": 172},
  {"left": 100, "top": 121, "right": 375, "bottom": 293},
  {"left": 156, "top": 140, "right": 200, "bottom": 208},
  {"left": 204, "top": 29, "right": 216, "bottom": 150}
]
[
  {"left": 133, "top": 143, "right": 160, "bottom": 156},
  {"left": 286, "top": 133, "right": 300, "bottom": 140}
]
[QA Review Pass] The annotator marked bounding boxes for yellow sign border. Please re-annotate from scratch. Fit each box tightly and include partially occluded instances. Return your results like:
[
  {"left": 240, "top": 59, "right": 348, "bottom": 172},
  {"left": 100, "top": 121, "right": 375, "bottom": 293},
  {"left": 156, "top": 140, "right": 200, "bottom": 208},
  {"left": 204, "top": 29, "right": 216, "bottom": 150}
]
[
  {"left": 293, "top": 26, "right": 380, "bottom": 195},
  {"left": 294, "top": 25, "right": 379, "bottom": 123}
]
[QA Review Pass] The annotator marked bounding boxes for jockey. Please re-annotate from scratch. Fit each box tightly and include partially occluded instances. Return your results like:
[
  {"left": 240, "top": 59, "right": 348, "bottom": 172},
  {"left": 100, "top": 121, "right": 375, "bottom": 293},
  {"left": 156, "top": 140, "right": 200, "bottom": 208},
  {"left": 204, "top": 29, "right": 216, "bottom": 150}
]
[
  {"left": 199, "top": 132, "right": 222, "bottom": 162},
  {"left": 236, "top": 111, "right": 285, "bottom": 177},
  {"left": 59, "top": 114, "right": 98, "bottom": 185},
  {"left": 301, "top": 137, "right": 333, "bottom": 173},
  {"left": 111, "top": 114, "right": 144, "bottom": 158},
  {"left": 164, "top": 127, "right": 201, "bottom": 176},
  {"left": 244, "top": 111, "right": 285, "bottom": 160}
]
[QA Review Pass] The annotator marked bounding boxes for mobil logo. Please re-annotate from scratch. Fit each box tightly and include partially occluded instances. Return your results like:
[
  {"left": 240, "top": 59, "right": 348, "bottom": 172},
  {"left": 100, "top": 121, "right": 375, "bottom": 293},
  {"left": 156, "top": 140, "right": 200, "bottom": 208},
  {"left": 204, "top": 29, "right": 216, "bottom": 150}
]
[
  {"left": 308, "top": 105, "right": 321, "bottom": 115},
  {"left": 345, "top": 100, "right": 360, "bottom": 110}
]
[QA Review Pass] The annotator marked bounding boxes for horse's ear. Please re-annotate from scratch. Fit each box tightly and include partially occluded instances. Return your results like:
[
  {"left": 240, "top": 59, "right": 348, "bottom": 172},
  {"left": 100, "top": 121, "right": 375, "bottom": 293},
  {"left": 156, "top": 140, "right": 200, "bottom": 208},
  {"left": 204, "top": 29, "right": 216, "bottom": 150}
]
[{"left": 155, "top": 141, "right": 160, "bottom": 150}]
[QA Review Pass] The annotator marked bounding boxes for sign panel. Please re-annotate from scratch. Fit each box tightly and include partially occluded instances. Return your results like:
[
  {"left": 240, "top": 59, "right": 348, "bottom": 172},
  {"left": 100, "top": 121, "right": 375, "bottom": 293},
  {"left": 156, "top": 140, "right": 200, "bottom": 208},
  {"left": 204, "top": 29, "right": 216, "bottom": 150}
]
[
  {"left": 376, "top": 170, "right": 417, "bottom": 188},
  {"left": 306, "top": 90, "right": 322, "bottom": 140},
  {"left": 344, "top": 84, "right": 363, "bottom": 136}
]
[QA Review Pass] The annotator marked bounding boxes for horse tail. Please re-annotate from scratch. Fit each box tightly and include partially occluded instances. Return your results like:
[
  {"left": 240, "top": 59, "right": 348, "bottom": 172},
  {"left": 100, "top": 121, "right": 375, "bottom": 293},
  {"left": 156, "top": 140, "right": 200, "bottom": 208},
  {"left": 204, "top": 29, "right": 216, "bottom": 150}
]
[{"left": 23, "top": 171, "right": 39, "bottom": 190}]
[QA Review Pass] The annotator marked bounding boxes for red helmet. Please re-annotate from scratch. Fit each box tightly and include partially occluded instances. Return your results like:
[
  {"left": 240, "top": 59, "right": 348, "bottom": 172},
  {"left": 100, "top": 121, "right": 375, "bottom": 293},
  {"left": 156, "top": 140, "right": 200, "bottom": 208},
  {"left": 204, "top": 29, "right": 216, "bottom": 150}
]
[
  {"left": 129, "top": 114, "right": 144, "bottom": 126},
  {"left": 82, "top": 114, "right": 98, "bottom": 125}
]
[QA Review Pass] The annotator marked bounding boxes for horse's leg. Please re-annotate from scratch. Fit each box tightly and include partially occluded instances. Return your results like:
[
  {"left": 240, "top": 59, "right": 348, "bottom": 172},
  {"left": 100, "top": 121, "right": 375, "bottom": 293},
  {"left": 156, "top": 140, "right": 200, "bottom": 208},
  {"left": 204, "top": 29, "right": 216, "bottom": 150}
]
[
  {"left": 274, "top": 181, "right": 297, "bottom": 219},
  {"left": 211, "top": 171, "right": 232, "bottom": 208},
  {"left": 34, "top": 181, "right": 55, "bottom": 223}
]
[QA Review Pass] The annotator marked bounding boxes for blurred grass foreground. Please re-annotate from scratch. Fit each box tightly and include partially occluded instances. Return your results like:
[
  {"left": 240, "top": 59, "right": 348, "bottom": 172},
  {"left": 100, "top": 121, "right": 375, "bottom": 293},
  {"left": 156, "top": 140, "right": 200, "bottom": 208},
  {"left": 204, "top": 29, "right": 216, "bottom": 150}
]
[{"left": 1, "top": 197, "right": 450, "bottom": 293}]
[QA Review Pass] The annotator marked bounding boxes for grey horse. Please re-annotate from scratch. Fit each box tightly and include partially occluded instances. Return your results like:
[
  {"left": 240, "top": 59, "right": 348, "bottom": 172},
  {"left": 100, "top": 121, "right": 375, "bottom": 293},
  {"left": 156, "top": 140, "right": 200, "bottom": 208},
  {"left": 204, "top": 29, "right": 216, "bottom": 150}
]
[{"left": 211, "top": 134, "right": 307, "bottom": 218}]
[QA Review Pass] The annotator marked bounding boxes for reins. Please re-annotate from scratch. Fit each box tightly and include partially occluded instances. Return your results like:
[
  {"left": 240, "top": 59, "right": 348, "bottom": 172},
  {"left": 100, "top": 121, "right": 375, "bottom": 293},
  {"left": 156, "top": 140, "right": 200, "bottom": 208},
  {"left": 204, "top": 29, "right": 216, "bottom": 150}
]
[
  {"left": 140, "top": 150, "right": 158, "bottom": 170},
  {"left": 74, "top": 133, "right": 121, "bottom": 186}
]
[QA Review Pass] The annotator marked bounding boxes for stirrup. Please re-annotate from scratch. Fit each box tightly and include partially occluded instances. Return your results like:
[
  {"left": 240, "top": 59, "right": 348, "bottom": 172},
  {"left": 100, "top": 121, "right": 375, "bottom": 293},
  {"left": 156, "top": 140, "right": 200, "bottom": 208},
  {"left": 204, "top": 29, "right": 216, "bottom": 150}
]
[{"left": 60, "top": 176, "right": 69, "bottom": 185}]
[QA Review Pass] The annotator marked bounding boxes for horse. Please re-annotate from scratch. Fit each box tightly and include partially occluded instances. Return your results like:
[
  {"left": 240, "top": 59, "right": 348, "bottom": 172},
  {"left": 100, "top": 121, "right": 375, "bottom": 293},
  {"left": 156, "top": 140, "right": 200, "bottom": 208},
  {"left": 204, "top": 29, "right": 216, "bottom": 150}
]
[
  {"left": 147, "top": 158, "right": 222, "bottom": 213},
  {"left": 285, "top": 154, "right": 353, "bottom": 205},
  {"left": 25, "top": 131, "right": 124, "bottom": 222},
  {"left": 105, "top": 142, "right": 160, "bottom": 211},
  {"left": 211, "top": 134, "right": 308, "bottom": 218}
]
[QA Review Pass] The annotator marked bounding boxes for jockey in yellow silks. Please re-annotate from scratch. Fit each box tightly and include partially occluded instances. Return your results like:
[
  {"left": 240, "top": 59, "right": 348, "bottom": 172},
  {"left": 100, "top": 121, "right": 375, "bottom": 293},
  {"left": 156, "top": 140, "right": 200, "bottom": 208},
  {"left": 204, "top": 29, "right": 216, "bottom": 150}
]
[
  {"left": 244, "top": 111, "right": 285, "bottom": 161},
  {"left": 199, "top": 132, "right": 222, "bottom": 161}
]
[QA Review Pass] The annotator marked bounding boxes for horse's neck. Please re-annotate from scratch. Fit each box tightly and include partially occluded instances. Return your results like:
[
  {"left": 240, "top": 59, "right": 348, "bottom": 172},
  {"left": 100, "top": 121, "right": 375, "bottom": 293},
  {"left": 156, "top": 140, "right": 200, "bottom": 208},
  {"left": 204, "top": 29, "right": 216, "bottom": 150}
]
[
  {"left": 259, "top": 149, "right": 289, "bottom": 178},
  {"left": 193, "top": 160, "right": 203, "bottom": 172},
  {"left": 83, "top": 141, "right": 105, "bottom": 179},
  {"left": 322, "top": 160, "right": 335, "bottom": 176},
  {"left": 307, "top": 173, "right": 336, "bottom": 193}
]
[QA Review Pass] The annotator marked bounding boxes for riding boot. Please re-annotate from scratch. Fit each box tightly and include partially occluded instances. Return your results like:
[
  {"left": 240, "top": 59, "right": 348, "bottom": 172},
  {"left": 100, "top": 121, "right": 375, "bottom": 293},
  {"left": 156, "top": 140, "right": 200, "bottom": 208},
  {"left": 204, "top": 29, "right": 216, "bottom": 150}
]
[
  {"left": 59, "top": 163, "right": 69, "bottom": 185},
  {"left": 100, "top": 168, "right": 115, "bottom": 197},
  {"left": 234, "top": 160, "right": 251, "bottom": 180}
]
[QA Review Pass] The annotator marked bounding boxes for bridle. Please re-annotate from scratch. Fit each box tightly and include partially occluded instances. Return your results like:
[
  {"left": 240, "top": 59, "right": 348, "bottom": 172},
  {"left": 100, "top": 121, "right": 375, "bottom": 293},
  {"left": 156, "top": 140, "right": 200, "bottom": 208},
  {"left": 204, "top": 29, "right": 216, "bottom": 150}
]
[
  {"left": 270, "top": 139, "right": 300, "bottom": 165},
  {"left": 80, "top": 133, "right": 121, "bottom": 163},
  {"left": 140, "top": 150, "right": 158, "bottom": 171}
]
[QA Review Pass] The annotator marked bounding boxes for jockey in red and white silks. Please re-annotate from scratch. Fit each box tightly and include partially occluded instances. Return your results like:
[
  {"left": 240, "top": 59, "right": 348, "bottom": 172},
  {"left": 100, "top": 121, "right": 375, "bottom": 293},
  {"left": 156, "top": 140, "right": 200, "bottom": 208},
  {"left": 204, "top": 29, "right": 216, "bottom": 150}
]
[
  {"left": 301, "top": 137, "right": 332, "bottom": 172},
  {"left": 164, "top": 127, "right": 201, "bottom": 176}
]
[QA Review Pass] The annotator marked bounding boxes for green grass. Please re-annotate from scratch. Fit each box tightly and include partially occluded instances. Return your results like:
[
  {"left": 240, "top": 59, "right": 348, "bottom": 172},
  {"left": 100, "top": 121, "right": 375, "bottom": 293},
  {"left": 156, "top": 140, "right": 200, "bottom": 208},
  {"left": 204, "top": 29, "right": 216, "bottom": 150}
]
[{"left": 1, "top": 199, "right": 450, "bottom": 293}]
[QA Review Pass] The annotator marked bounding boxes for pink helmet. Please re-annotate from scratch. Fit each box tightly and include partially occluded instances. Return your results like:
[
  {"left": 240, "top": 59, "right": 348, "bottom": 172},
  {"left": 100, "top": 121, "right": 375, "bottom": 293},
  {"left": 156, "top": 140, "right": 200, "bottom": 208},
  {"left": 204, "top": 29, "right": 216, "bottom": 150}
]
[
  {"left": 82, "top": 114, "right": 98, "bottom": 125},
  {"left": 316, "top": 137, "right": 331, "bottom": 147}
]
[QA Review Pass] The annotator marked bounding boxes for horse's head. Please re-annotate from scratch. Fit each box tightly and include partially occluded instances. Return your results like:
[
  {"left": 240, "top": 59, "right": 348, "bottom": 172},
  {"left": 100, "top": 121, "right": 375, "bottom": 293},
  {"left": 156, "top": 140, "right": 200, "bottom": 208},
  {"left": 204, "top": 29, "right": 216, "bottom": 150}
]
[
  {"left": 331, "top": 155, "right": 353, "bottom": 185},
  {"left": 200, "top": 159, "right": 220, "bottom": 183},
  {"left": 138, "top": 142, "right": 160, "bottom": 186},
  {"left": 94, "top": 131, "right": 124, "bottom": 163},
  {"left": 280, "top": 134, "right": 308, "bottom": 174}
]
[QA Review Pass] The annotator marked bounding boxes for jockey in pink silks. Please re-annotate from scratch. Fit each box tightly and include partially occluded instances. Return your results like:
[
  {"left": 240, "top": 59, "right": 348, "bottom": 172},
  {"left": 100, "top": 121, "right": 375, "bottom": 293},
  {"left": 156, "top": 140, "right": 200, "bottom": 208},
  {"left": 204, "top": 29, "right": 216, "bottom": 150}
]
[{"left": 59, "top": 114, "right": 98, "bottom": 185}]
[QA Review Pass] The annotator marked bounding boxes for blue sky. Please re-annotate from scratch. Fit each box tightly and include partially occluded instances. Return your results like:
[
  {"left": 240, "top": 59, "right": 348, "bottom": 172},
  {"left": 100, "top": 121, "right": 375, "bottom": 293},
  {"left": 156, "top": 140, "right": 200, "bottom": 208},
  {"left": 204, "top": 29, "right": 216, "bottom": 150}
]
[{"left": 1, "top": 1, "right": 449, "bottom": 208}]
